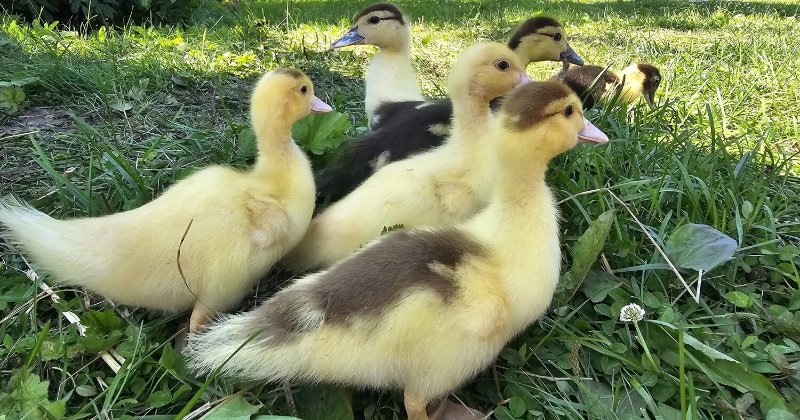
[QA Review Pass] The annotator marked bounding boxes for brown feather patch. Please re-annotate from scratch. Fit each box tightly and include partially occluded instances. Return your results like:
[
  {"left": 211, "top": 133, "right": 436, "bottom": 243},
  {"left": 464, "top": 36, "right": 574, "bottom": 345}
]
[
  {"left": 637, "top": 63, "right": 662, "bottom": 94},
  {"left": 508, "top": 16, "right": 562, "bottom": 49},
  {"left": 271, "top": 68, "right": 305, "bottom": 79},
  {"left": 352, "top": 3, "right": 405, "bottom": 24},
  {"left": 501, "top": 81, "right": 574, "bottom": 131},
  {"left": 311, "top": 228, "right": 486, "bottom": 323}
]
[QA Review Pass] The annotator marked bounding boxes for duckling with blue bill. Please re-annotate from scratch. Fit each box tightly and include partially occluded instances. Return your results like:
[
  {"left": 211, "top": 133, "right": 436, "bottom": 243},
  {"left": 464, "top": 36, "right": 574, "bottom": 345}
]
[{"left": 186, "top": 80, "right": 608, "bottom": 420}]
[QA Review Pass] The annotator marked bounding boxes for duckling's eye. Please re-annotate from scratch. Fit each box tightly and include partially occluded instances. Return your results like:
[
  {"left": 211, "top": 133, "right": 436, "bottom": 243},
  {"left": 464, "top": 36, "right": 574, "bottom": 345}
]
[
  {"left": 553, "top": 33, "right": 562, "bottom": 41},
  {"left": 495, "top": 60, "right": 510, "bottom": 71},
  {"left": 564, "top": 105, "right": 574, "bottom": 118},
  {"left": 368, "top": 16, "right": 380, "bottom": 24},
  {"left": 300, "top": 85, "right": 308, "bottom": 95}
]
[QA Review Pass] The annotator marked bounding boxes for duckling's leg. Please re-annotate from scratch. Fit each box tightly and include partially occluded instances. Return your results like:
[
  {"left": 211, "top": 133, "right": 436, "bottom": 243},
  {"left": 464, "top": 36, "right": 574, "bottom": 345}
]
[
  {"left": 404, "top": 393, "right": 430, "bottom": 420},
  {"left": 427, "top": 399, "right": 486, "bottom": 420},
  {"left": 189, "top": 303, "right": 215, "bottom": 333}
]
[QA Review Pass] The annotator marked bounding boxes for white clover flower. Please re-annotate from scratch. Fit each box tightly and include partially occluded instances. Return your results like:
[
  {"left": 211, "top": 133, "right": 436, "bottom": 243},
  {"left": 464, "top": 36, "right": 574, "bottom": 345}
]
[{"left": 619, "top": 303, "right": 646, "bottom": 323}]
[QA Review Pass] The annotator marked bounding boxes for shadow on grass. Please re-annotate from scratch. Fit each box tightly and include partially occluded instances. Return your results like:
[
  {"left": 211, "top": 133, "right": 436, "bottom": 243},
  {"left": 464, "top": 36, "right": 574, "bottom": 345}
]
[{"left": 230, "top": 0, "right": 799, "bottom": 26}]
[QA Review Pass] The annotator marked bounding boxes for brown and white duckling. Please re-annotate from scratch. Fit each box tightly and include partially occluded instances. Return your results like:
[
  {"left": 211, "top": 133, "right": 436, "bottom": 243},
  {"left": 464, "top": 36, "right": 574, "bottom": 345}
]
[
  {"left": 560, "top": 63, "right": 662, "bottom": 109},
  {"left": 316, "top": 15, "right": 584, "bottom": 203},
  {"left": 331, "top": 3, "right": 423, "bottom": 125},
  {"left": 0, "top": 68, "right": 330, "bottom": 332},
  {"left": 283, "top": 42, "right": 531, "bottom": 272},
  {"left": 185, "top": 80, "right": 608, "bottom": 420}
]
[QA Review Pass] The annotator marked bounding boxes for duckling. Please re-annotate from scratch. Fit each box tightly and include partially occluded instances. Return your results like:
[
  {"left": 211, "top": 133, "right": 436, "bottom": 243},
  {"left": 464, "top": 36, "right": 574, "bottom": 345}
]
[
  {"left": 185, "top": 80, "right": 609, "bottom": 420},
  {"left": 560, "top": 63, "right": 662, "bottom": 109},
  {"left": 316, "top": 16, "right": 584, "bottom": 203},
  {"left": 283, "top": 42, "right": 531, "bottom": 272},
  {"left": 331, "top": 3, "right": 424, "bottom": 125},
  {"left": 0, "top": 68, "right": 330, "bottom": 332}
]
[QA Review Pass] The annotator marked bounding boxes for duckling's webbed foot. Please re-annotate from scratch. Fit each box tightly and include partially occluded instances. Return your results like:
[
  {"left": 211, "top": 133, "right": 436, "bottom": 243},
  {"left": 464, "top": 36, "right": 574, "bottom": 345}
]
[{"left": 427, "top": 398, "right": 486, "bottom": 420}]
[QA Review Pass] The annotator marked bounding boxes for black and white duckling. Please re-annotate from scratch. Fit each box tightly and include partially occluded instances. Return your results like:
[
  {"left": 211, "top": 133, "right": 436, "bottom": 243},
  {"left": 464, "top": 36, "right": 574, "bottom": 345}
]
[
  {"left": 0, "top": 68, "right": 330, "bottom": 332},
  {"left": 331, "top": 3, "right": 423, "bottom": 125},
  {"left": 316, "top": 16, "right": 584, "bottom": 203},
  {"left": 560, "top": 63, "right": 662, "bottom": 109},
  {"left": 186, "top": 81, "right": 609, "bottom": 420},
  {"left": 283, "top": 42, "right": 532, "bottom": 272}
]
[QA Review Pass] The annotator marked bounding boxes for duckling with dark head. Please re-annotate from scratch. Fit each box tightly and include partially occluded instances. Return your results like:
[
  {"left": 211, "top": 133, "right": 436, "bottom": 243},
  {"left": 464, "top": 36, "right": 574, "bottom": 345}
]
[
  {"left": 560, "top": 63, "right": 662, "bottom": 109},
  {"left": 186, "top": 81, "right": 607, "bottom": 420}
]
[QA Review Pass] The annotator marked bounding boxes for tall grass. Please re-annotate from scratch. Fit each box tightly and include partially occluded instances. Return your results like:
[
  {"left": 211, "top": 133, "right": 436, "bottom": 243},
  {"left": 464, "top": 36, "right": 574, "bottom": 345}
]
[{"left": 0, "top": 0, "right": 798, "bottom": 418}]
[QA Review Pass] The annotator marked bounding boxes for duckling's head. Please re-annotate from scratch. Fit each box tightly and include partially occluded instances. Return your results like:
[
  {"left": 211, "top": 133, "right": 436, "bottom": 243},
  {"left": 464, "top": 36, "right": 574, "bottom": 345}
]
[
  {"left": 494, "top": 81, "right": 608, "bottom": 164},
  {"left": 331, "top": 3, "right": 409, "bottom": 52},
  {"left": 250, "top": 68, "right": 332, "bottom": 127},
  {"left": 508, "top": 16, "right": 584, "bottom": 67},
  {"left": 620, "top": 63, "right": 662, "bottom": 107},
  {"left": 447, "top": 42, "right": 531, "bottom": 103}
]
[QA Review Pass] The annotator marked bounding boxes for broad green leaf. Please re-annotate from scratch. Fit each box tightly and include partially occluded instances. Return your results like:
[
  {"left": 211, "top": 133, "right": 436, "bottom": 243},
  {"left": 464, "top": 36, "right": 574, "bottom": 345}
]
[
  {"left": 766, "top": 408, "right": 800, "bottom": 420},
  {"left": 0, "top": 86, "right": 25, "bottom": 113},
  {"left": 725, "top": 291, "right": 755, "bottom": 308},
  {"left": 581, "top": 270, "right": 621, "bottom": 303},
  {"left": 0, "top": 77, "right": 37, "bottom": 87},
  {"left": 665, "top": 223, "right": 738, "bottom": 271},
  {"left": 580, "top": 380, "right": 616, "bottom": 419},
  {"left": 508, "top": 396, "right": 526, "bottom": 417},
  {"left": 292, "top": 111, "right": 351, "bottom": 156},
  {"left": 109, "top": 99, "right": 133, "bottom": 112},
  {"left": 205, "top": 394, "right": 261, "bottom": 420},
  {"left": 650, "top": 320, "right": 739, "bottom": 362},
  {"left": 253, "top": 417, "right": 302, "bottom": 420},
  {"left": 0, "top": 370, "right": 66, "bottom": 419},
  {"left": 145, "top": 390, "right": 172, "bottom": 408},
  {"left": 295, "top": 384, "right": 353, "bottom": 420},
  {"left": 557, "top": 209, "right": 616, "bottom": 301}
]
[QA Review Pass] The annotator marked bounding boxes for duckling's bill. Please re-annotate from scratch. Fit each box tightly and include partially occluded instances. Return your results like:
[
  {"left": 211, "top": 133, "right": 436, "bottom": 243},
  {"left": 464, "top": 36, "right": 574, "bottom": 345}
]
[
  {"left": 331, "top": 27, "right": 365, "bottom": 48},
  {"left": 312, "top": 95, "right": 333, "bottom": 112},
  {"left": 578, "top": 118, "right": 609, "bottom": 143},
  {"left": 516, "top": 73, "right": 534, "bottom": 87},
  {"left": 561, "top": 42, "right": 584, "bottom": 66}
]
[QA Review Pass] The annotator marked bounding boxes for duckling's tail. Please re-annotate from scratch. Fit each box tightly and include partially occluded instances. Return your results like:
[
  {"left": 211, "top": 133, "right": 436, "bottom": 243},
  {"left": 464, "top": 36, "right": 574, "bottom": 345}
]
[
  {"left": 185, "top": 298, "right": 319, "bottom": 381},
  {"left": 0, "top": 198, "right": 109, "bottom": 287}
]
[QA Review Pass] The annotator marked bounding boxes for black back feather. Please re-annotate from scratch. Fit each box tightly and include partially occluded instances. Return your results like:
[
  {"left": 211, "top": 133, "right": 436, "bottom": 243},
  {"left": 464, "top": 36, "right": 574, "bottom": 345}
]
[
  {"left": 314, "top": 99, "right": 453, "bottom": 206},
  {"left": 559, "top": 65, "right": 620, "bottom": 109}
]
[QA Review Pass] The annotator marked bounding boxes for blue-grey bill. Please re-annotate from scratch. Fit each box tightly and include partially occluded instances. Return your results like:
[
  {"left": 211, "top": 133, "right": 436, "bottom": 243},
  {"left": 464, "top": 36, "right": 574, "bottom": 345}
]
[{"left": 331, "top": 28, "right": 365, "bottom": 48}]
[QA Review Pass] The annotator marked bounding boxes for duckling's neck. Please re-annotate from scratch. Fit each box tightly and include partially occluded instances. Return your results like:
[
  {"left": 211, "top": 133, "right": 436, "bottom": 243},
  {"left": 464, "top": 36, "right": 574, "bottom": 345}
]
[
  {"left": 251, "top": 118, "right": 302, "bottom": 175},
  {"left": 448, "top": 92, "right": 492, "bottom": 154},
  {"left": 465, "top": 158, "right": 560, "bottom": 331},
  {"left": 365, "top": 45, "right": 422, "bottom": 120}
]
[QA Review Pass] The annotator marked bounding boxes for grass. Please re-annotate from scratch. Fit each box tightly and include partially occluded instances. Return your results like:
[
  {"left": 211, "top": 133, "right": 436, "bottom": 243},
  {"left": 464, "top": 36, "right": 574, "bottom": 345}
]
[{"left": 1, "top": 0, "right": 799, "bottom": 418}]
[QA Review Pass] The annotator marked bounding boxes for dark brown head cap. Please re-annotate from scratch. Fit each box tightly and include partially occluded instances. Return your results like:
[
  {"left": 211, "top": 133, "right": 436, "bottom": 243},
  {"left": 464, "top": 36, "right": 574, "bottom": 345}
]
[
  {"left": 352, "top": 3, "right": 405, "bottom": 24},
  {"left": 271, "top": 67, "right": 305, "bottom": 79},
  {"left": 508, "top": 16, "right": 562, "bottom": 49},
  {"left": 501, "top": 81, "right": 575, "bottom": 131}
]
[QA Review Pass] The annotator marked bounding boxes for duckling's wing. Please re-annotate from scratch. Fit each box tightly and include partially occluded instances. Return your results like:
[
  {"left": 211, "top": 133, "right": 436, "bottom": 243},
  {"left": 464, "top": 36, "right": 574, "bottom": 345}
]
[
  {"left": 245, "top": 196, "right": 290, "bottom": 249},
  {"left": 315, "top": 99, "right": 452, "bottom": 205}
]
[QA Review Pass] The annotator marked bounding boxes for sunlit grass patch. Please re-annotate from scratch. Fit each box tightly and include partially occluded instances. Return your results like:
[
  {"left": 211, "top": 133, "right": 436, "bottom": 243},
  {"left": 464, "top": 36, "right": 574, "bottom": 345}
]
[{"left": 1, "top": 0, "right": 799, "bottom": 418}]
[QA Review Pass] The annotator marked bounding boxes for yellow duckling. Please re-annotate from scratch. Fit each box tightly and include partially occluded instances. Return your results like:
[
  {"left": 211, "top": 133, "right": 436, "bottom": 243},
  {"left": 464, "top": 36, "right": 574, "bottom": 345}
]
[
  {"left": 0, "top": 68, "right": 331, "bottom": 331},
  {"left": 282, "top": 42, "right": 531, "bottom": 272},
  {"left": 185, "top": 80, "right": 608, "bottom": 420}
]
